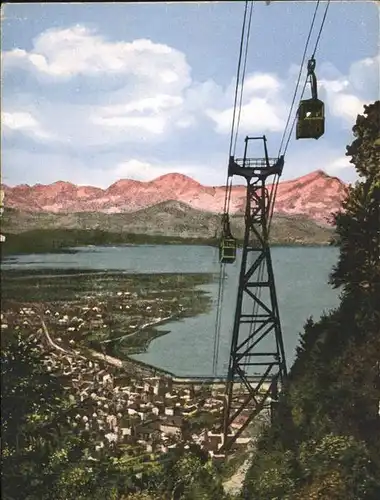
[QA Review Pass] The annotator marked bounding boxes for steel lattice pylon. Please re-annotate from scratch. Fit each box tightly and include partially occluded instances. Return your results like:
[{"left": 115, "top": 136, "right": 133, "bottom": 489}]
[{"left": 220, "top": 136, "right": 287, "bottom": 454}]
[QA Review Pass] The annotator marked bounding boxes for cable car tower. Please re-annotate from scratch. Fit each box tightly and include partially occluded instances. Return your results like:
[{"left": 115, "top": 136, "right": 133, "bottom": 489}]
[{"left": 219, "top": 139, "right": 287, "bottom": 454}]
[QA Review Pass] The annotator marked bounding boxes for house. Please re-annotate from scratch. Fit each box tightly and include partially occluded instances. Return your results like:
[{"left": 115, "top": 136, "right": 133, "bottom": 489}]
[
  {"left": 159, "top": 422, "right": 181, "bottom": 437},
  {"left": 164, "top": 407, "right": 174, "bottom": 417}
]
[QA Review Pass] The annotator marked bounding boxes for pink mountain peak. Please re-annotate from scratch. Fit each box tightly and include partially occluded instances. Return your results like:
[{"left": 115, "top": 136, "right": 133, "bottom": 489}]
[
  {"left": 152, "top": 172, "right": 202, "bottom": 187},
  {"left": 108, "top": 178, "right": 143, "bottom": 190}
]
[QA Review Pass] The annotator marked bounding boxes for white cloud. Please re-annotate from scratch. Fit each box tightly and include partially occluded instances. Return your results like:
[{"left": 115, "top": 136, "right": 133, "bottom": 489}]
[
  {"left": 2, "top": 111, "right": 38, "bottom": 130},
  {"left": 113, "top": 159, "right": 173, "bottom": 182},
  {"left": 207, "top": 97, "right": 286, "bottom": 134},
  {"left": 244, "top": 73, "right": 282, "bottom": 93},
  {"left": 2, "top": 111, "right": 53, "bottom": 139},
  {"left": 3, "top": 25, "right": 190, "bottom": 87},
  {"left": 2, "top": 25, "right": 195, "bottom": 144},
  {"left": 329, "top": 94, "right": 365, "bottom": 123},
  {"left": 348, "top": 55, "right": 380, "bottom": 94},
  {"left": 319, "top": 77, "right": 366, "bottom": 125},
  {"left": 206, "top": 72, "right": 287, "bottom": 135},
  {"left": 318, "top": 54, "right": 379, "bottom": 126},
  {"left": 4, "top": 24, "right": 374, "bottom": 151},
  {"left": 112, "top": 158, "right": 219, "bottom": 185},
  {"left": 89, "top": 94, "right": 185, "bottom": 136},
  {"left": 328, "top": 156, "right": 352, "bottom": 173},
  {"left": 98, "top": 95, "right": 184, "bottom": 116},
  {"left": 92, "top": 115, "right": 166, "bottom": 135}
]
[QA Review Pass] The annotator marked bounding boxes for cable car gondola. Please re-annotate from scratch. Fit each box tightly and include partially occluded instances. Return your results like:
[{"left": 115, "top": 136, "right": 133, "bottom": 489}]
[
  {"left": 296, "top": 58, "right": 325, "bottom": 140},
  {"left": 219, "top": 213, "right": 236, "bottom": 264}
]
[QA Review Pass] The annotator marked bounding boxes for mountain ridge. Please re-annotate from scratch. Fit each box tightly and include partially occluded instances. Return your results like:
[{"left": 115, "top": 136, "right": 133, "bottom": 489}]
[{"left": 2, "top": 169, "right": 347, "bottom": 225}]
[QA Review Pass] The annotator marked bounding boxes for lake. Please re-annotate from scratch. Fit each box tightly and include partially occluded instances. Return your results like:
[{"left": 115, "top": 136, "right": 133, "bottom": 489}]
[{"left": 3, "top": 245, "right": 340, "bottom": 377}]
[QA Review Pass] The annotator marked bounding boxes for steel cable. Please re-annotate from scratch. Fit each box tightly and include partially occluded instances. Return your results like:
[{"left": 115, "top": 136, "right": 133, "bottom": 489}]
[
  {"left": 278, "top": 0, "right": 321, "bottom": 157},
  {"left": 282, "top": 0, "right": 330, "bottom": 157},
  {"left": 212, "top": 1, "right": 253, "bottom": 376}
]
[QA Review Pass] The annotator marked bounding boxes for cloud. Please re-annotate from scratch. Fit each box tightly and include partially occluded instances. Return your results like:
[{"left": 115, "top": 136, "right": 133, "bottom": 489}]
[
  {"left": 90, "top": 94, "right": 186, "bottom": 136},
  {"left": 2, "top": 24, "right": 195, "bottom": 145},
  {"left": 319, "top": 77, "right": 366, "bottom": 126},
  {"left": 328, "top": 156, "right": 352, "bottom": 173},
  {"left": 329, "top": 93, "right": 365, "bottom": 123},
  {"left": 348, "top": 55, "right": 379, "bottom": 94},
  {"left": 2, "top": 25, "right": 191, "bottom": 86},
  {"left": 91, "top": 115, "right": 167, "bottom": 135},
  {"left": 206, "top": 72, "right": 287, "bottom": 134},
  {"left": 112, "top": 158, "right": 226, "bottom": 186},
  {"left": 2, "top": 147, "right": 220, "bottom": 188},
  {"left": 1, "top": 25, "right": 229, "bottom": 148},
  {"left": 207, "top": 97, "right": 285, "bottom": 134},
  {"left": 113, "top": 159, "right": 178, "bottom": 182},
  {"left": 244, "top": 73, "right": 282, "bottom": 93},
  {"left": 318, "top": 54, "right": 379, "bottom": 127},
  {"left": 2, "top": 111, "right": 53, "bottom": 140}
]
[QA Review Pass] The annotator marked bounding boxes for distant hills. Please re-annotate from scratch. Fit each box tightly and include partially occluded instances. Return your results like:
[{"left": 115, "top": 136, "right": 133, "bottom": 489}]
[
  {"left": 2, "top": 170, "right": 347, "bottom": 226},
  {"left": 2, "top": 201, "right": 334, "bottom": 247},
  {"left": 1, "top": 170, "right": 348, "bottom": 247}
]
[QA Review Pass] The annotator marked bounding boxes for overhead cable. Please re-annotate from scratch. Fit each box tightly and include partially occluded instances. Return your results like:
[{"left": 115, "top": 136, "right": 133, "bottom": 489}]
[
  {"left": 282, "top": 0, "right": 330, "bottom": 156},
  {"left": 278, "top": 0, "right": 321, "bottom": 157}
]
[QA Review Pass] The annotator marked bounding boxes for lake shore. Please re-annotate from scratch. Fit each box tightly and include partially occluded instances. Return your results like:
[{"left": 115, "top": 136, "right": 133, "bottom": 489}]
[
  {"left": 1, "top": 222, "right": 336, "bottom": 257},
  {"left": 1, "top": 244, "right": 340, "bottom": 377},
  {"left": 1, "top": 269, "right": 214, "bottom": 359}
]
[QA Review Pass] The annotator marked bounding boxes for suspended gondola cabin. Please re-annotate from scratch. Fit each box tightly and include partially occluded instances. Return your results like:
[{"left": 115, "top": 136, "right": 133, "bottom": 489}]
[
  {"left": 296, "top": 57, "right": 325, "bottom": 140},
  {"left": 219, "top": 213, "right": 236, "bottom": 264},
  {"left": 220, "top": 237, "right": 236, "bottom": 264},
  {"left": 296, "top": 98, "right": 325, "bottom": 139}
]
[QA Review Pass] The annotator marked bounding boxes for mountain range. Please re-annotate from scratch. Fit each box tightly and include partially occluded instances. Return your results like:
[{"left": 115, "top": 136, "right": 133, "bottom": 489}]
[{"left": 2, "top": 169, "right": 347, "bottom": 226}]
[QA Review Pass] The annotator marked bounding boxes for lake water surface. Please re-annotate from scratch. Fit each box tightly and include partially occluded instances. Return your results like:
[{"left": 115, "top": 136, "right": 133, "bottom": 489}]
[{"left": 3, "top": 245, "right": 340, "bottom": 376}]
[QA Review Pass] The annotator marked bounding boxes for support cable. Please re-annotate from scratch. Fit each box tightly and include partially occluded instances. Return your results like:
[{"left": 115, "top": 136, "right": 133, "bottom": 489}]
[
  {"left": 212, "top": 1, "right": 253, "bottom": 376},
  {"left": 311, "top": 0, "right": 330, "bottom": 60},
  {"left": 268, "top": 174, "right": 280, "bottom": 233},
  {"left": 233, "top": 0, "right": 255, "bottom": 158},
  {"left": 212, "top": 263, "right": 226, "bottom": 376},
  {"left": 278, "top": 0, "right": 321, "bottom": 157}
]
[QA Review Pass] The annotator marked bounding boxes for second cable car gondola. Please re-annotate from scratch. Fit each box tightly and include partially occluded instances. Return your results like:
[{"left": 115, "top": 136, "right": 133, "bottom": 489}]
[
  {"left": 219, "top": 213, "right": 236, "bottom": 264},
  {"left": 296, "top": 58, "right": 325, "bottom": 140}
]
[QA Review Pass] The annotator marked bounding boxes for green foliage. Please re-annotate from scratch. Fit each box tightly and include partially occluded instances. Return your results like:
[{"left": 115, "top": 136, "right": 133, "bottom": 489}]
[
  {"left": 330, "top": 101, "right": 380, "bottom": 300},
  {"left": 142, "top": 446, "right": 229, "bottom": 500},
  {"left": 298, "top": 434, "right": 379, "bottom": 497},
  {"left": 243, "top": 449, "right": 298, "bottom": 500},
  {"left": 345, "top": 101, "right": 380, "bottom": 180}
]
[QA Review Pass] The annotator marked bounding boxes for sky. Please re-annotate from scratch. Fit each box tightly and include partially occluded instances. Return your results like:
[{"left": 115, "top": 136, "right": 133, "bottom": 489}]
[{"left": 1, "top": 1, "right": 379, "bottom": 188}]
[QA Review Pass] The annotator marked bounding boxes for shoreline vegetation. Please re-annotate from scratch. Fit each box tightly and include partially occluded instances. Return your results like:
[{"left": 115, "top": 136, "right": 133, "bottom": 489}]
[
  {"left": 1, "top": 227, "right": 336, "bottom": 257},
  {"left": 0, "top": 229, "right": 219, "bottom": 256}
]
